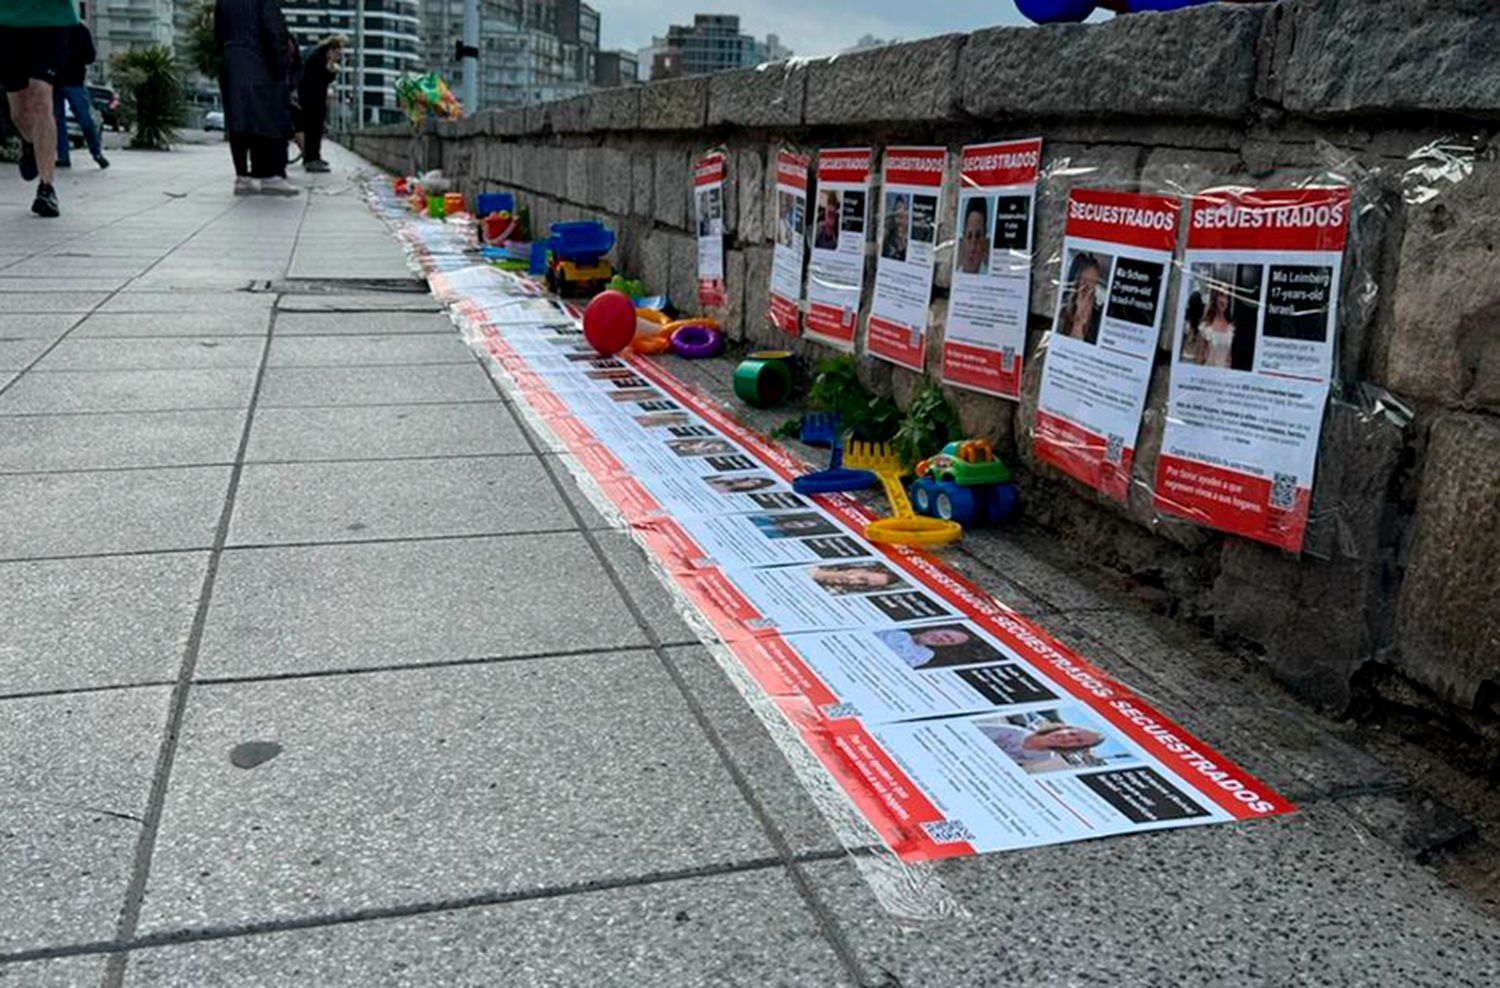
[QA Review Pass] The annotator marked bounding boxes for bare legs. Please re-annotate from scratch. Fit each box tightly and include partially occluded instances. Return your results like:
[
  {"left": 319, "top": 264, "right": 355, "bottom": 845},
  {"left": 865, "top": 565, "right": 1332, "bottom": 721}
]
[{"left": 7, "top": 79, "right": 57, "bottom": 185}]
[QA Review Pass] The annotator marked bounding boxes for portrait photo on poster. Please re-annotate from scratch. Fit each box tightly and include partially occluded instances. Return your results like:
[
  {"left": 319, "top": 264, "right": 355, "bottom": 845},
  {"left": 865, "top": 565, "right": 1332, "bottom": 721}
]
[
  {"left": 814, "top": 189, "right": 842, "bottom": 249},
  {"left": 957, "top": 195, "right": 993, "bottom": 276},
  {"left": 776, "top": 189, "right": 804, "bottom": 248},
  {"left": 1178, "top": 263, "right": 1261, "bottom": 372},
  {"left": 1055, "top": 249, "right": 1115, "bottom": 346},
  {"left": 874, "top": 622, "right": 1006, "bottom": 669},
  {"left": 881, "top": 191, "right": 911, "bottom": 262},
  {"left": 808, "top": 560, "right": 912, "bottom": 596},
  {"left": 974, "top": 705, "right": 1138, "bottom": 776}
]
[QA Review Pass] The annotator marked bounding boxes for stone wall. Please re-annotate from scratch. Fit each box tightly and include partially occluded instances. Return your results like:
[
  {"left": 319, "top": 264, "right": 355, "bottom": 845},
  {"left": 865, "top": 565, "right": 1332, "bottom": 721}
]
[{"left": 346, "top": 0, "right": 1500, "bottom": 718}]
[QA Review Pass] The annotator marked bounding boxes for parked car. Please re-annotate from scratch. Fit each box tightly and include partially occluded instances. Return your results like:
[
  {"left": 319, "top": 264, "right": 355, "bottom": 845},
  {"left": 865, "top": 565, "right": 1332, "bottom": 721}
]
[
  {"left": 203, "top": 110, "right": 225, "bottom": 131},
  {"left": 86, "top": 84, "right": 121, "bottom": 131}
]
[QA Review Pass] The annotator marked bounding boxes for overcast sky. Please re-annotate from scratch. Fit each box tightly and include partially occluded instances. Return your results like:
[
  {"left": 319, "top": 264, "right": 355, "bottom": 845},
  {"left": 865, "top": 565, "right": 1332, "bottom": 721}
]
[{"left": 598, "top": 1, "right": 1109, "bottom": 58}]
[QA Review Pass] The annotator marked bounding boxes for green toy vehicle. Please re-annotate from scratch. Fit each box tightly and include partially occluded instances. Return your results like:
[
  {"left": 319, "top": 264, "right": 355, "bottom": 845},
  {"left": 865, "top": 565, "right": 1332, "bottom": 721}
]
[{"left": 909, "top": 439, "right": 1019, "bottom": 525}]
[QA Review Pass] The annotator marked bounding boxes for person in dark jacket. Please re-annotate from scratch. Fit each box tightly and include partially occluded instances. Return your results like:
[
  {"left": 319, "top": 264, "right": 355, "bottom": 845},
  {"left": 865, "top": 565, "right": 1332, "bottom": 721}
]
[
  {"left": 214, "top": 0, "right": 298, "bottom": 196},
  {"left": 52, "top": 23, "right": 108, "bottom": 169},
  {"left": 297, "top": 34, "right": 343, "bottom": 173}
]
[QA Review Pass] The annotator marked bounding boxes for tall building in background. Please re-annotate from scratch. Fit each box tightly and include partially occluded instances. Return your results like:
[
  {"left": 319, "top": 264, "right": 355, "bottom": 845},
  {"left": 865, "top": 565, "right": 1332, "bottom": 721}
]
[
  {"left": 284, "top": 0, "right": 423, "bottom": 125},
  {"left": 88, "top": 0, "right": 175, "bottom": 76},
  {"left": 647, "top": 14, "right": 790, "bottom": 81}
]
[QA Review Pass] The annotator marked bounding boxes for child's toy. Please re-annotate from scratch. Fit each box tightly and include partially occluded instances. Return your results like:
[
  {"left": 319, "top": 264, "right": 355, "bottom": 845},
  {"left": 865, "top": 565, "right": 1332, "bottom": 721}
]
[
  {"left": 443, "top": 191, "right": 466, "bottom": 215},
  {"left": 607, "top": 274, "right": 646, "bottom": 298},
  {"left": 394, "top": 176, "right": 410, "bottom": 195},
  {"left": 844, "top": 441, "right": 963, "bottom": 546},
  {"left": 477, "top": 192, "right": 515, "bottom": 216},
  {"left": 910, "top": 439, "right": 1019, "bottom": 525},
  {"left": 583, "top": 290, "right": 637, "bottom": 355},
  {"left": 792, "top": 413, "right": 877, "bottom": 495},
  {"left": 632, "top": 308, "right": 673, "bottom": 354},
  {"left": 733, "top": 353, "right": 794, "bottom": 408},
  {"left": 427, "top": 194, "right": 445, "bottom": 219},
  {"left": 667, "top": 320, "right": 723, "bottom": 359},
  {"left": 536, "top": 221, "right": 616, "bottom": 297},
  {"left": 395, "top": 71, "right": 462, "bottom": 124}
]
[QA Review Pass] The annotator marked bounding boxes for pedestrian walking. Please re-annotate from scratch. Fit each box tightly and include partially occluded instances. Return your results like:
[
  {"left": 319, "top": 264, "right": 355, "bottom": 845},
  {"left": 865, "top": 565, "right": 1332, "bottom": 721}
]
[
  {"left": 298, "top": 35, "right": 344, "bottom": 173},
  {"left": 1, "top": 0, "right": 79, "bottom": 217},
  {"left": 53, "top": 23, "right": 109, "bottom": 170},
  {"left": 214, "top": 0, "right": 298, "bottom": 196}
]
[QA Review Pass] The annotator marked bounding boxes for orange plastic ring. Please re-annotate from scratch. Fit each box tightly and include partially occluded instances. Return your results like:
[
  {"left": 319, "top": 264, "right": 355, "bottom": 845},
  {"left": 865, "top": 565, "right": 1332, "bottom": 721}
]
[
  {"left": 866, "top": 516, "right": 963, "bottom": 546},
  {"left": 632, "top": 333, "right": 673, "bottom": 355}
]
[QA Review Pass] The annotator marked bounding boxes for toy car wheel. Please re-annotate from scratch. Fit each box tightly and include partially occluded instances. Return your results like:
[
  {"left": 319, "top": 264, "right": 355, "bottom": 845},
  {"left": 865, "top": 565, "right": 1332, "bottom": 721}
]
[
  {"left": 936, "top": 483, "right": 976, "bottom": 525},
  {"left": 911, "top": 480, "right": 932, "bottom": 515},
  {"left": 990, "top": 483, "right": 1019, "bottom": 523}
]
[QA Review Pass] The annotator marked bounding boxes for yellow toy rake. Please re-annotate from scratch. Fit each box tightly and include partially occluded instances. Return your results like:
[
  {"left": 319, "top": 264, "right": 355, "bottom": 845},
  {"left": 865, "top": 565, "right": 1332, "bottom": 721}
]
[{"left": 843, "top": 440, "right": 962, "bottom": 546}]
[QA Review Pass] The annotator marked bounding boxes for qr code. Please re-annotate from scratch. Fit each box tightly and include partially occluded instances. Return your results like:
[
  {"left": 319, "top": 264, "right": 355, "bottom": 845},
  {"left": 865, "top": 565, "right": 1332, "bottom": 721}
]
[
  {"left": 1002, "top": 346, "right": 1016, "bottom": 368},
  {"left": 820, "top": 702, "right": 861, "bottom": 720},
  {"left": 1270, "top": 472, "right": 1296, "bottom": 509},
  {"left": 921, "top": 819, "right": 977, "bottom": 844},
  {"left": 1104, "top": 433, "right": 1125, "bottom": 464}
]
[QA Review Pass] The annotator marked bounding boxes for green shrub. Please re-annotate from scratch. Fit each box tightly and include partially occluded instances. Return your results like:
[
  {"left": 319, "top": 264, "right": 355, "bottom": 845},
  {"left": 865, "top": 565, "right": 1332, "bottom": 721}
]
[
  {"left": 893, "top": 380, "right": 963, "bottom": 469},
  {"left": 807, "top": 356, "right": 900, "bottom": 442},
  {"left": 182, "top": 2, "right": 222, "bottom": 80},
  {"left": 112, "top": 45, "right": 185, "bottom": 150}
]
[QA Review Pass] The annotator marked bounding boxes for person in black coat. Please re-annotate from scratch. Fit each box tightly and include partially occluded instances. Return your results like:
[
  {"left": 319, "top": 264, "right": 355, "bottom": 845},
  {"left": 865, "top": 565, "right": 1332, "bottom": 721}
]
[
  {"left": 52, "top": 24, "right": 108, "bottom": 169},
  {"left": 214, "top": 0, "right": 297, "bottom": 196},
  {"left": 297, "top": 35, "right": 343, "bottom": 173}
]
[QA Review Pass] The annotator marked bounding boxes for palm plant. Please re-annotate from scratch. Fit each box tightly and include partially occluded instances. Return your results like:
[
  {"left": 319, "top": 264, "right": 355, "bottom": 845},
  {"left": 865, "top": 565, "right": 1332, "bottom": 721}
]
[{"left": 112, "top": 45, "right": 186, "bottom": 150}]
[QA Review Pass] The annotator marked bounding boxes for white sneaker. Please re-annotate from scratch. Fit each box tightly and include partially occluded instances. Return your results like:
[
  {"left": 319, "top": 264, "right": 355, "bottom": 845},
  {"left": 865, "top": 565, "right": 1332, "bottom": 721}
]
[
  {"left": 234, "top": 176, "right": 257, "bottom": 196},
  {"left": 257, "top": 176, "right": 300, "bottom": 197}
]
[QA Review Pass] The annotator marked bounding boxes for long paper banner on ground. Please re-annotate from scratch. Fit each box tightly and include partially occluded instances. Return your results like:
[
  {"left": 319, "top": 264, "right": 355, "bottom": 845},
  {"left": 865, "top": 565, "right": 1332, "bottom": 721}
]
[{"left": 383, "top": 185, "right": 1294, "bottom": 863}]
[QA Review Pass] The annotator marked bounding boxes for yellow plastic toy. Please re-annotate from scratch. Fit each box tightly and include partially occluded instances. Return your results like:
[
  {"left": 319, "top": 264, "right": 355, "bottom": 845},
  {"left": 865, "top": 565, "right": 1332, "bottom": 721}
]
[{"left": 843, "top": 441, "right": 963, "bottom": 546}]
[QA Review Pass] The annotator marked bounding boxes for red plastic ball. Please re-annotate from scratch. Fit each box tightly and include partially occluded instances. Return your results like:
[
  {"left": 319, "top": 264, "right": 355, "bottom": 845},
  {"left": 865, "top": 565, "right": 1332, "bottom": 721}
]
[{"left": 583, "top": 290, "right": 637, "bottom": 355}]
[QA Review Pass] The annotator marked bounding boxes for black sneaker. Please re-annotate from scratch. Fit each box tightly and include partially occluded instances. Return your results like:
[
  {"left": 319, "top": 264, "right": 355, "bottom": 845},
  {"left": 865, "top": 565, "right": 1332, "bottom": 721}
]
[
  {"left": 94, "top": 153, "right": 110, "bottom": 169},
  {"left": 19, "top": 140, "right": 37, "bottom": 181},
  {"left": 31, "top": 182, "right": 59, "bottom": 218}
]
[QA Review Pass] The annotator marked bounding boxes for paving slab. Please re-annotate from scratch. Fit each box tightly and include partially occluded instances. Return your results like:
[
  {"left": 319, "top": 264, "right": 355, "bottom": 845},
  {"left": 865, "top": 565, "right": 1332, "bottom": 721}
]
[
  {"left": 99, "top": 293, "right": 275, "bottom": 315},
  {"left": 245, "top": 401, "right": 529, "bottom": 462},
  {"left": 0, "top": 955, "right": 106, "bottom": 986},
  {"left": 70, "top": 311, "right": 271, "bottom": 338},
  {"left": 0, "top": 313, "right": 79, "bottom": 339},
  {"left": 0, "top": 552, "right": 206, "bottom": 695},
  {"left": 0, "top": 367, "right": 256, "bottom": 414},
  {"left": 32, "top": 337, "right": 264, "bottom": 371},
  {"left": 0, "top": 337, "right": 54, "bottom": 369},
  {"left": 0, "top": 687, "right": 168, "bottom": 953},
  {"left": 803, "top": 801, "right": 1500, "bottom": 987},
  {"left": 272, "top": 311, "right": 453, "bottom": 335},
  {"left": 0, "top": 409, "right": 246, "bottom": 473},
  {"left": 257, "top": 364, "right": 496, "bottom": 407},
  {"left": 0, "top": 290, "right": 111, "bottom": 312},
  {"left": 0, "top": 275, "right": 134, "bottom": 293},
  {"left": 139, "top": 654, "right": 773, "bottom": 933},
  {"left": 197, "top": 533, "right": 648, "bottom": 678},
  {"left": 227, "top": 455, "right": 573, "bottom": 546},
  {"left": 125, "top": 868, "right": 845, "bottom": 987},
  {"left": 275, "top": 294, "right": 441, "bottom": 314},
  {"left": 0, "top": 466, "right": 229, "bottom": 560},
  {"left": 265, "top": 333, "right": 474, "bottom": 367},
  {"left": 595, "top": 532, "right": 697, "bottom": 645}
]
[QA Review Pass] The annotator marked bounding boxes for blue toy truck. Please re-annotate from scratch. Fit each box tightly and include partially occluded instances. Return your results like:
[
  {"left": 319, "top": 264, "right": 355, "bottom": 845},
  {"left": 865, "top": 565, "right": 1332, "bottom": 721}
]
[
  {"left": 532, "top": 220, "right": 616, "bottom": 297},
  {"left": 909, "top": 439, "right": 1019, "bottom": 526}
]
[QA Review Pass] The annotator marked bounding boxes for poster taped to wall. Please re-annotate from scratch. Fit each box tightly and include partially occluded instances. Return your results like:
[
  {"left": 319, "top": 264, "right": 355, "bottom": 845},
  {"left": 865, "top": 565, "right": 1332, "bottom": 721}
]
[
  {"left": 867, "top": 146, "right": 946, "bottom": 372},
  {"left": 769, "top": 149, "right": 811, "bottom": 335},
  {"left": 1034, "top": 189, "right": 1180, "bottom": 500},
  {"left": 941, "top": 138, "right": 1043, "bottom": 399},
  {"left": 1153, "top": 186, "right": 1350, "bottom": 552},
  {"left": 805, "top": 147, "right": 873, "bottom": 351},
  {"left": 694, "top": 150, "right": 727, "bottom": 308}
]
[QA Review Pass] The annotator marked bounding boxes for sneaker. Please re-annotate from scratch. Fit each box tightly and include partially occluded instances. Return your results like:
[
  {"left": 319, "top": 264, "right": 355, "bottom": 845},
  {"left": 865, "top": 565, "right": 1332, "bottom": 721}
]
[
  {"left": 304, "top": 159, "right": 330, "bottom": 173},
  {"left": 233, "top": 176, "right": 257, "bottom": 196},
  {"left": 257, "top": 176, "right": 300, "bottom": 197},
  {"left": 19, "top": 141, "right": 37, "bottom": 181},
  {"left": 94, "top": 153, "right": 110, "bottom": 169},
  {"left": 31, "top": 182, "right": 59, "bottom": 218}
]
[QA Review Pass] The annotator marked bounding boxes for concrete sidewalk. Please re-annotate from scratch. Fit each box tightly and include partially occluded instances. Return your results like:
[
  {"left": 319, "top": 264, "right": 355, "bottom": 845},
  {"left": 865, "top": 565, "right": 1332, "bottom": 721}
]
[{"left": 1, "top": 143, "right": 1497, "bottom": 987}]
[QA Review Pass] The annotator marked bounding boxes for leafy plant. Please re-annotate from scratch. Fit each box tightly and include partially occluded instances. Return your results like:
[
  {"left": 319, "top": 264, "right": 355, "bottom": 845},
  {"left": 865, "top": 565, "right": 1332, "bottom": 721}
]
[
  {"left": 771, "top": 418, "right": 802, "bottom": 440},
  {"left": 182, "top": 2, "right": 222, "bottom": 81},
  {"left": 893, "top": 380, "right": 962, "bottom": 469},
  {"left": 112, "top": 45, "right": 185, "bottom": 150},
  {"left": 806, "top": 356, "right": 900, "bottom": 442}
]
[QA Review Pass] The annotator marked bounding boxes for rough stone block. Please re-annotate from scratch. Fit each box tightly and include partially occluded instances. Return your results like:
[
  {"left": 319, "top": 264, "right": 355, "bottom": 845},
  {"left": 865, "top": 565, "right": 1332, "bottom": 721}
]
[
  {"left": 549, "top": 95, "right": 592, "bottom": 133},
  {"left": 640, "top": 76, "right": 707, "bottom": 130},
  {"left": 592, "top": 147, "right": 633, "bottom": 217},
  {"left": 585, "top": 87, "right": 641, "bottom": 131},
  {"left": 565, "top": 146, "right": 589, "bottom": 204},
  {"left": 1383, "top": 159, "right": 1500, "bottom": 405},
  {"left": 735, "top": 146, "right": 770, "bottom": 246},
  {"left": 1395, "top": 413, "right": 1500, "bottom": 708},
  {"left": 1274, "top": 0, "right": 1500, "bottom": 118},
  {"left": 805, "top": 35, "right": 962, "bottom": 125},
  {"left": 631, "top": 152, "right": 653, "bottom": 217},
  {"left": 963, "top": 5, "right": 1266, "bottom": 121},
  {"left": 638, "top": 229, "right": 672, "bottom": 299},
  {"left": 487, "top": 107, "right": 529, "bottom": 136},
  {"left": 653, "top": 148, "right": 689, "bottom": 229},
  {"left": 708, "top": 62, "right": 806, "bottom": 127},
  {"left": 716, "top": 249, "right": 747, "bottom": 341},
  {"left": 665, "top": 230, "right": 700, "bottom": 315},
  {"left": 742, "top": 246, "right": 775, "bottom": 347},
  {"left": 1300, "top": 395, "right": 1407, "bottom": 565}
]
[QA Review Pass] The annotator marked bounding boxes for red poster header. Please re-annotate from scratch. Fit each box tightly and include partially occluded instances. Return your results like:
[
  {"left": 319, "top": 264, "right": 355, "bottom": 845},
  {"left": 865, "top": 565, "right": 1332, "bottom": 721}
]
[
  {"left": 1187, "top": 186, "right": 1351, "bottom": 252},
  {"left": 960, "top": 138, "right": 1043, "bottom": 189},
  {"left": 883, "top": 146, "right": 946, "bottom": 189},
  {"left": 1066, "top": 188, "right": 1181, "bottom": 253},
  {"left": 818, "top": 147, "right": 873, "bottom": 185},
  {"left": 694, "top": 151, "right": 726, "bottom": 186},
  {"left": 776, "top": 149, "right": 810, "bottom": 191}
]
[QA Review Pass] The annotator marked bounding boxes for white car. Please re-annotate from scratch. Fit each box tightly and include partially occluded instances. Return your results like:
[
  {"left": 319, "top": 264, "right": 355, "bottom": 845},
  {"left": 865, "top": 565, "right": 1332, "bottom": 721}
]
[{"left": 203, "top": 110, "right": 225, "bottom": 131}]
